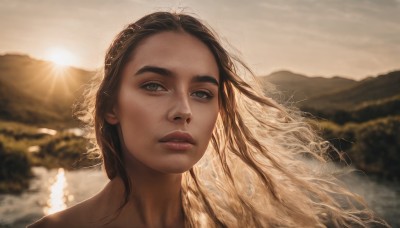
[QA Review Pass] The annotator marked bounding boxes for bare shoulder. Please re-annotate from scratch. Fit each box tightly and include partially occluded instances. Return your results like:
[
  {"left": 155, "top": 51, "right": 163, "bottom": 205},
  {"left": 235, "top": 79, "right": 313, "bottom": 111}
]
[
  {"left": 28, "top": 180, "right": 126, "bottom": 227},
  {"left": 28, "top": 194, "right": 102, "bottom": 228},
  {"left": 27, "top": 210, "right": 74, "bottom": 228}
]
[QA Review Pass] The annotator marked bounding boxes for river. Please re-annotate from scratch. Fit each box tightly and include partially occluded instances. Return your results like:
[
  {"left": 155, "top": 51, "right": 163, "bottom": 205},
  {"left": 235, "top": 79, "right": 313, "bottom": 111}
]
[
  {"left": 0, "top": 167, "right": 399, "bottom": 227},
  {"left": 0, "top": 167, "right": 107, "bottom": 228}
]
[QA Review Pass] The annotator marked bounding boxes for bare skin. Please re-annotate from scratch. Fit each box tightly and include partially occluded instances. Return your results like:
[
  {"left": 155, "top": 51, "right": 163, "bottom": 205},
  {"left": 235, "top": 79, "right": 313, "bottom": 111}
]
[
  {"left": 29, "top": 31, "right": 219, "bottom": 227},
  {"left": 28, "top": 173, "right": 184, "bottom": 228}
]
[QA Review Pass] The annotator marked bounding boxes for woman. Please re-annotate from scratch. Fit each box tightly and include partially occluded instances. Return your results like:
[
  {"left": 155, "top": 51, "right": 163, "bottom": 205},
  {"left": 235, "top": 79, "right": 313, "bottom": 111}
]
[{"left": 30, "top": 12, "right": 388, "bottom": 227}]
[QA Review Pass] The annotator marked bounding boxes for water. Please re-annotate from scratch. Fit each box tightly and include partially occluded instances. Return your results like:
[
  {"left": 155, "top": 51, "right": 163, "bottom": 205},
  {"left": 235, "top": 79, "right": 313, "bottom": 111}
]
[
  {"left": 0, "top": 167, "right": 399, "bottom": 227},
  {"left": 0, "top": 167, "right": 107, "bottom": 228},
  {"left": 343, "top": 174, "right": 400, "bottom": 227}
]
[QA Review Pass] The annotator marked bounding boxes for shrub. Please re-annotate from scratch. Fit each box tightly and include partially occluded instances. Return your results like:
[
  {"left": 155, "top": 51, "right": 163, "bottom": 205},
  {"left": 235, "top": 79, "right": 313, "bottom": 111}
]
[{"left": 0, "top": 140, "right": 32, "bottom": 193}]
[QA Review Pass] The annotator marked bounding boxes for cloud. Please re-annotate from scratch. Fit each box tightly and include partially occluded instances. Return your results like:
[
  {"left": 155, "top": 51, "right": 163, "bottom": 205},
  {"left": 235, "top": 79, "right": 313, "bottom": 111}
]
[{"left": 0, "top": 0, "right": 399, "bottom": 78}]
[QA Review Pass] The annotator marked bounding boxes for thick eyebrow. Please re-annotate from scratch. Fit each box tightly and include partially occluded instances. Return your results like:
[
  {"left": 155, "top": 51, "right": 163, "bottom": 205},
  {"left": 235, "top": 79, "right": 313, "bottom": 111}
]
[
  {"left": 135, "top": 65, "right": 219, "bottom": 86},
  {"left": 135, "top": 65, "right": 173, "bottom": 77},
  {"left": 192, "top": 75, "right": 219, "bottom": 86}
]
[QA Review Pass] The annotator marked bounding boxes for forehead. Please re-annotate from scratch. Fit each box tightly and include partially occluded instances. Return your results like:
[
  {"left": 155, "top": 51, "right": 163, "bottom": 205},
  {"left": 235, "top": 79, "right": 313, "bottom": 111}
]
[{"left": 126, "top": 31, "right": 219, "bottom": 79}]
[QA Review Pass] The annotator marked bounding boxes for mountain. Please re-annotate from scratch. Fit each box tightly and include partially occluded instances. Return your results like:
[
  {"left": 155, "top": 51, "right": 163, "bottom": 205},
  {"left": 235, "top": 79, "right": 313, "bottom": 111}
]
[
  {"left": 0, "top": 54, "right": 94, "bottom": 127},
  {"left": 262, "top": 70, "right": 400, "bottom": 112},
  {"left": 0, "top": 77, "right": 62, "bottom": 124},
  {"left": 261, "top": 70, "right": 358, "bottom": 102},
  {"left": 301, "top": 70, "right": 400, "bottom": 111}
]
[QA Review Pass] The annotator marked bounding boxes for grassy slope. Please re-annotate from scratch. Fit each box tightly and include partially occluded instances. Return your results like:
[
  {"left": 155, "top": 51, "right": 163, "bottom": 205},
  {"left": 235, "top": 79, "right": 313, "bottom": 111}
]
[
  {"left": 301, "top": 71, "right": 400, "bottom": 111},
  {"left": 0, "top": 54, "right": 94, "bottom": 127},
  {"left": 261, "top": 70, "right": 358, "bottom": 102}
]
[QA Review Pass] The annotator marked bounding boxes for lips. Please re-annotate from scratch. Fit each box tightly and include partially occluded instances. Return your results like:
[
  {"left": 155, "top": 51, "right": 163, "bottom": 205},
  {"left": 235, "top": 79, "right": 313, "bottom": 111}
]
[{"left": 159, "top": 131, "right": 195, "bottom": 151}]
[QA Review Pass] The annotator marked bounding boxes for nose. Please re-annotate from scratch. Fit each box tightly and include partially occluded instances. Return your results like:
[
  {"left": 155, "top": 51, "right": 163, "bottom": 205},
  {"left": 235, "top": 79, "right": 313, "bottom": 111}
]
[{"left": 168, "top": 94, "right": 192, "bottom": 124}]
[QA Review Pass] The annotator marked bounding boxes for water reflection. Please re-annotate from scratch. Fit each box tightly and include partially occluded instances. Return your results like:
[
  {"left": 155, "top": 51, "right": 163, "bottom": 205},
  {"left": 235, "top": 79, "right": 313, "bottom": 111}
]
[
  {"left": 37, "top": 128, "right": 57, "bottom": 136},
  {"left": 43, "top": 168, "right": 73, "bottom": 215}
]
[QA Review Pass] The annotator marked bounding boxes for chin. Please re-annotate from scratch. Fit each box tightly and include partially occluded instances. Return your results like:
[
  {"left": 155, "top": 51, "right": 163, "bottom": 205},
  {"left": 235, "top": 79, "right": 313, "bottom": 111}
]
[
  {"left": 149, "top": 152, "right": 203, "bottom": 174},
  {"left": 157, "top": 163, "right": 194, "bottom": 174},
  {"left": 153, "top": 158, "right": 198, "bottom": 174}
]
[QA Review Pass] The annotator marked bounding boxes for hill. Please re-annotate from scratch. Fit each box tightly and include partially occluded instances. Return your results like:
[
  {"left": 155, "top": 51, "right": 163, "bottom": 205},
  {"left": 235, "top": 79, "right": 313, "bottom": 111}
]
[
  {"left": 263, "top": 70, "right": 400, "bottom": 113},
  {"left": 0, "top": 54, "right": 94, "bottom": 127},
  {"left": 261, "top": 70, "right": 358, "bottom": 102},
  {"left": 0, "top": 78, "right": 62, "bottom": 124},
  {"left": 301, "top": 71, "right": 400, "bottom": 111}
]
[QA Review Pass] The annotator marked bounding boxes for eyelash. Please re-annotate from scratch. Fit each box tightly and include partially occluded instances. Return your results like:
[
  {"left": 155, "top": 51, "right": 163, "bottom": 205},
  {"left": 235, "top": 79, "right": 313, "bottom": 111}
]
[
  {"left": 141, "top": 82, "right": 166, "bottom": 92},
  {"left": 140, "top": 82, "right": 214, "bottom": 100},
  {"left": 191, "top": 90, "right": 214, "bottom": 100}
]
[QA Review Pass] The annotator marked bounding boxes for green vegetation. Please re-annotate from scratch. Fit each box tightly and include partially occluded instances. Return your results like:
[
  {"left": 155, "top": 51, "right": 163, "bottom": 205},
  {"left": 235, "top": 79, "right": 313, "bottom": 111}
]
[
  {"left": 0, "top": 138, "right": 32, "bottom": 194},
  {"left": 319, "top": 116, "right": 400, "bottom": 180},
  {"left": 264, "top": 71, "right": 400, "bottom": 180},
  {"left": 0, "top": 121, "right": 100, "bottom": 194},
  {"left": 304, "top": 95, "right": 400, "bottom": 125},
  {"left": 262, "top": 70, "right": 400, "bottom": 180},
  {"left": 0, "top": 55, "right": 98, "bottom": 193},
  {"left": 33, "top": 132, "right": 100, "bottom": 169}
]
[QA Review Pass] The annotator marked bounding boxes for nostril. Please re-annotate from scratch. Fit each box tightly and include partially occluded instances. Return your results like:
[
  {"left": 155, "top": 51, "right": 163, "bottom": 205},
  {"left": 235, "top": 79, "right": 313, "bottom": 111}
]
[{"left": 172, "top": 113, "right": 191, "bottom": 123}]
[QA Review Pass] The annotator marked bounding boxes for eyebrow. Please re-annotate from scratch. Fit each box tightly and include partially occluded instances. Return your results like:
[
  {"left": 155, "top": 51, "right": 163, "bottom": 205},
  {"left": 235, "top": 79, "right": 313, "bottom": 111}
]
[{"left": 135, "top": 65, "right": 219, "bottom": 86}]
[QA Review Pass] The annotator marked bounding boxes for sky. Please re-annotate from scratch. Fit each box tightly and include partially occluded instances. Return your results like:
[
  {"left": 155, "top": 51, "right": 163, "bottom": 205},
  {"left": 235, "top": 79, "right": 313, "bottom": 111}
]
[{"left": 0, "top": 0, "right": 399, "bottom": 80}]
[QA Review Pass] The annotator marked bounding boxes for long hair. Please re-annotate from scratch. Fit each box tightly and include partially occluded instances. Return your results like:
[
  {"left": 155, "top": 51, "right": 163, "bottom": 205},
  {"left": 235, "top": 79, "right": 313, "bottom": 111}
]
[{"left": 76, "top": 12, "right": 388, "bottom": 227}]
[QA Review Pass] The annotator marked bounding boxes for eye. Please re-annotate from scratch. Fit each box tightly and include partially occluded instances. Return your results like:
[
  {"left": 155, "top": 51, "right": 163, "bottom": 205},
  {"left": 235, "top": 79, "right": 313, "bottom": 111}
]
[
  {"left": 191, "top": 90, "right": 213, "bottom": 100},
  {"left": 141, "top": 82, "right": 166, "bottom": 92}
]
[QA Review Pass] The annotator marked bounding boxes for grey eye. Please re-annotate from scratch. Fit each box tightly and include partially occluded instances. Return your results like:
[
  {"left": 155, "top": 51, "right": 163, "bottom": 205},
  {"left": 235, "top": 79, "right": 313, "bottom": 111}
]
[
  {"left": 192, "top": 91, "right": 213, "bottom": 100},
  {"left": 142, "top": 83, "right": 165, "bottom": 91}
]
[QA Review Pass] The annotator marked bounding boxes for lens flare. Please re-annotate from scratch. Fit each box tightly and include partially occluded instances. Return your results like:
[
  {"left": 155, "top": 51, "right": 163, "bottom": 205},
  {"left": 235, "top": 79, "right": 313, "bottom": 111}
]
[{"left": 46, "top": 48, "right": 75, "bottom": 67}]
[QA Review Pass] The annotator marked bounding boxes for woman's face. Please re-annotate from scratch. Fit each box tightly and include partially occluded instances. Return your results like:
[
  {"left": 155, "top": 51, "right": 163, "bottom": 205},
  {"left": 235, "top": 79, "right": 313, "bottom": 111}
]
[{"left": 108, "top": 31, "right": 220, "bottom": 173}]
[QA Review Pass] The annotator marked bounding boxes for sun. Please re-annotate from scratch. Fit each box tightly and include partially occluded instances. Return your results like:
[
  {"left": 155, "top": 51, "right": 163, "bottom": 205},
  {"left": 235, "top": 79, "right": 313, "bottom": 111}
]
[{"left": 46, "top": 48, "right": 75, "bottom": 67}]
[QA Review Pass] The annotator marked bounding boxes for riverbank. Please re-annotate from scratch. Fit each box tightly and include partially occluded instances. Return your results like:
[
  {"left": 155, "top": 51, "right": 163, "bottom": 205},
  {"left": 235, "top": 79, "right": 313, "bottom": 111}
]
[
  {"left": 0, "top": 121, "right": 99, "bottom": 194},
  {"left": 0, "top": 167, "right": 107, "bottom": 227}
]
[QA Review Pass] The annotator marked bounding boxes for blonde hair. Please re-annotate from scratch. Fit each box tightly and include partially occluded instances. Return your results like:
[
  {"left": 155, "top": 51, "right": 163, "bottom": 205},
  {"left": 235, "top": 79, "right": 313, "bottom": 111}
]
[{"left": 76, "top": 12, "right": 388, "bottom": 227}]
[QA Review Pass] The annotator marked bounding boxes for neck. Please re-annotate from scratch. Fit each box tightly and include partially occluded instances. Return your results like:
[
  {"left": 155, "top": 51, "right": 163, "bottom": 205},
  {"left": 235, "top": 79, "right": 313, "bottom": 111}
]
[{"left": 112, "top": 156, "right": 184, "bottom": 227}]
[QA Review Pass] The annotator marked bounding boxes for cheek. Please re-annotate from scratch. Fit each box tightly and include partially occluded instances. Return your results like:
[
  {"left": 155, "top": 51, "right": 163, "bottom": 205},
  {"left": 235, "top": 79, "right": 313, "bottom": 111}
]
[
  {"left": 116, "top": 89, "right": 164, "bottom": 152},
  {"left": 191, "top": 107, "right": 219, "bottom": 169},
  {"left": 118, "top": 96, "right": 149, "bottom": 134},
  {"left": 203, "top": 110, "right": 218, "bottom": 136},
  {"left": 193, "top": 104, "right": 219, "bottom": 147}
]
